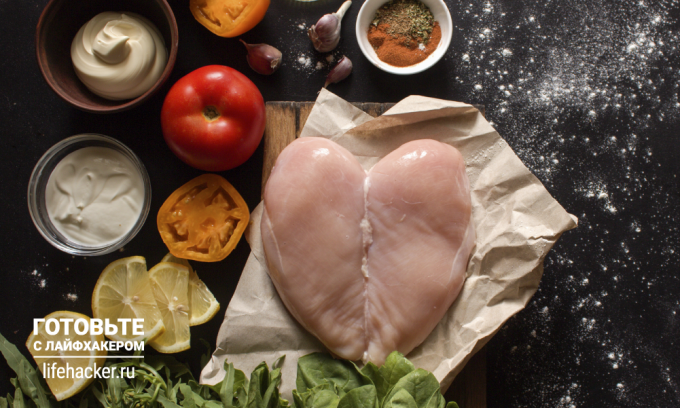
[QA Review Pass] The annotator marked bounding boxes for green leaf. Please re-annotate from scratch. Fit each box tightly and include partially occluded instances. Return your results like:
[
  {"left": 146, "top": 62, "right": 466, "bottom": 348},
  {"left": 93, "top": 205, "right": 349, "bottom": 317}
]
[
  {"left": 279, "top": 396, "right": 290, "bottom": 408},
  {"left": 0, "top": 332, "right": 55, "bottom": 408},
  {"left": 360, "top": 352, "right": 416, "bottom": 405},
  {"left": 188, "top": 379, "right": 201, "bottom": 392},
  {"left": 384, "top": 388, "right": 417, "bottom": 408},
  {"left": 272, "top": 356, "right": 286, "bottom": 371},
  {"left": 216, "top": 363, "right": 237, "bottom": 407},
  {"left": 359, "top": 363, "right": 379, "bottom": 386},
  {"left": 170, "top": 382, "right": 182, "bottom": 402},
  {"left": 310, "top": 389, "right": 339, "bottom": 408},
  {"left": 445, "top": 402, "right": 459, "bottom": 408},
  {"left": 262, "top": 364, "right": 284, "bottom": 408},
  {"left": 294, "top": 386, "right": 339, "bottom": 408},
  {"left": 422, "top": 390, "right": 445, "bottom": 408},
  {"left": 292, "top": 389, "right": 304, "bottom": 408},
  {"left": 337, "top": 385, "right": 377, "bottom": 408},
  {"left": 376, "top": 352, "right": 415, "bottom": 401},
  {"left": 91, "top": 386, "right": 107, "bottom": 407},
  {"left": 105, "top": 375, "right": 128, "bottom": 407},
  {"left": 7, "top": 379, "right": 35, "bottom": 408},
  {"left": 158, "top": 394, "right": 183, "bottom": 408},
  {"left": 179, "top": 384, "right": 198, "bottom": 408},
  {"left": 0, "top": 396, "right": 8, "bottom": 408},
  {"left": 296, "top": 353, "right": 370, "bottom": 396},
  {"left": 13, "top": 386, "right": 26, "bottom": 408},
  {"left": 383, "top": 370, "right": 441, "bottom": 408},
  {"left": 246, "top": 362, "right": 269, "bottom": 408}
]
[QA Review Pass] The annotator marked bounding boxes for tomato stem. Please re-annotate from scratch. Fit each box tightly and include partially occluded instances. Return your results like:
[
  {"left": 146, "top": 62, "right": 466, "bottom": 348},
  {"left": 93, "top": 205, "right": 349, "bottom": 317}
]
[{"left": 202, "top": 105, "right": 220, "bottom": 121}]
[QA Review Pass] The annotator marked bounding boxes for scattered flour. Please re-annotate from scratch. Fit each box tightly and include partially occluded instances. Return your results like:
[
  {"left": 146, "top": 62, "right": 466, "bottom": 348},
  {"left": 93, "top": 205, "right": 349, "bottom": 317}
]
[{"left": 473, "top": 0, "right": 680, "bottom": 405}]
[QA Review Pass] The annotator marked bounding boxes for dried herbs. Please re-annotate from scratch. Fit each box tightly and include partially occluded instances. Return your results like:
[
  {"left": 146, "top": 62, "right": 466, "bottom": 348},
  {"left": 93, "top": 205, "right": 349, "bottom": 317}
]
[{"left": 371, "top": 0, "right": 435, "bottom": 44}]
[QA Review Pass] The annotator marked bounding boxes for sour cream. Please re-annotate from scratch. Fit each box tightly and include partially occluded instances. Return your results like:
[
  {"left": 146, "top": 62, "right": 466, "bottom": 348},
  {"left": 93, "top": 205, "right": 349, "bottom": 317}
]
[
  {"left": 45, "top": 146, "right": 145, "bottom": 246},
  {"left": 71, "top": 12, "right": 167, "bottom": 100}
]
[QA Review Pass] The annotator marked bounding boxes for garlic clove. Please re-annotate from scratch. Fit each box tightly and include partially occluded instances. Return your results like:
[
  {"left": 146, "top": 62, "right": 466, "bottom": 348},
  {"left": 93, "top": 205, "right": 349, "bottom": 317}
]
[
  {"left": 324, "top": 56, "right": 352, "bottom": 88},
  {"left": 240, "top": 39, "right": 282, "bottom": 75},
  {"left": 308, "top": 0, "right": 352, "bottom": 53}
]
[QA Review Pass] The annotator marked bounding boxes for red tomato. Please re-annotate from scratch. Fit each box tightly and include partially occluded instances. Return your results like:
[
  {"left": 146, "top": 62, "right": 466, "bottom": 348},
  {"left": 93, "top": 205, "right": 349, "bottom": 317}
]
[{"left": 161, "top": 65, "right": 266, "bottom": 171}]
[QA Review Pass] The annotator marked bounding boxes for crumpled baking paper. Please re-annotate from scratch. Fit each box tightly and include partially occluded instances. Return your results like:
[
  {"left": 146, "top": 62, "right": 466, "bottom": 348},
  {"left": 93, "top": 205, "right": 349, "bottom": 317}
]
[{"left": 200, "top": 89, "right": 578, "bottom": 398}]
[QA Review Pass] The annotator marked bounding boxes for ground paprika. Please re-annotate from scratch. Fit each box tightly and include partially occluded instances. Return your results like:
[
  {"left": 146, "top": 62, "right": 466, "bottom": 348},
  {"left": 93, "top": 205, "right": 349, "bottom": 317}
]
[{"left": 368, "top": 22, "right": 441, "bottom": 67}]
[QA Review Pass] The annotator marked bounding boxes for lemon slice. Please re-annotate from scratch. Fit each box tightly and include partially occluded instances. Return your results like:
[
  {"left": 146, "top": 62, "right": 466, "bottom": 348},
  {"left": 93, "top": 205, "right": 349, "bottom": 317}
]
[
  {"left": 161, "top": 253, "right": 220, "bottom": 326},
  {"left": 92, "top": 256, "right": 165, "bottom": 343},
  {"left": 26, "top": 311, "right": 107, "bottom": 401},
  {"left": 148, "top": 262, "right": 191, "bottom": 353}
]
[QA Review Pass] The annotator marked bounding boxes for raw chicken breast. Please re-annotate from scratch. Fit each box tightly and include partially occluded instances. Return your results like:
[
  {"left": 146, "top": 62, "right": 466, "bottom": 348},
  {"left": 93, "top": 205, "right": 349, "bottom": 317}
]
[
  {"left": 261, "top": 137, "right": 475, "bottom": 365},
  {"left": 261, "top": 138, "right": 367, "bottom": 358}
]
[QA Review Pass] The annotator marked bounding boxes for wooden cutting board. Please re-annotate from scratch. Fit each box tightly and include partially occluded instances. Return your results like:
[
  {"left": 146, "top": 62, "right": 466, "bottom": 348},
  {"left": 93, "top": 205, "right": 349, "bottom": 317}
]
[{"left": 262, "top": 101, "right": 486, "bottom": 408}]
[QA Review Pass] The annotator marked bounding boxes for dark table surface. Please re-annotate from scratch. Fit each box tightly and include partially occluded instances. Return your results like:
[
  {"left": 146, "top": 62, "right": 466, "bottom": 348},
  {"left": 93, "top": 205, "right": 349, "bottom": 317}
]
[{"left": 1, "top": 0, "right": 679, "bottom": 406}]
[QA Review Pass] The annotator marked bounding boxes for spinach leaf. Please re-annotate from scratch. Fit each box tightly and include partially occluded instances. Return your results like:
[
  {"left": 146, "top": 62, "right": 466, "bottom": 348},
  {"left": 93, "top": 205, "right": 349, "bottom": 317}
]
[
  {"left": 383, "top": 388, "right": 417, "bottom": 408},
  {"left": 293, "top": 352, "right": 457, "bottom": 408},
  {"left": 383, "top": 369, "right": 442, "bottom": 408},
  {"left": 337, "top": 385, "right": 377, "bottom": 408},
  {"left": 361, "top": 352, "right": 415, "bottom": 404},
  {"left": 293, "top": 384, "right": 339, "bottom": 408},
  {"left": 296, "top": 353, "right": 371, "bottom": 396}
]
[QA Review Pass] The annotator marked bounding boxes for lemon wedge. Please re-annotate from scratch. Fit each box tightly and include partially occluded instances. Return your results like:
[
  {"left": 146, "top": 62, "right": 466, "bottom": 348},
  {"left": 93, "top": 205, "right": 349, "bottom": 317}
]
[
  {"left": 91, "top": 256, "right": 165, "bottom": 343},
  {"left": 148, "top": 262, "right": 191, "bottom": 353},
  {"left": 161, "top": 253, "right": 220, "bottom": 326},
  {"left": 26, "top": 311, "right": 107, "bottom": 401}
]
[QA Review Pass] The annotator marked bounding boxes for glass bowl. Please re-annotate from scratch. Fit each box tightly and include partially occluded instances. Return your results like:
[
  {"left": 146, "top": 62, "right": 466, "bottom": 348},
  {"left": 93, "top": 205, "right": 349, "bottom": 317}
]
[{"left": 28, "top": 134, "right": 152, "bottom": 255}]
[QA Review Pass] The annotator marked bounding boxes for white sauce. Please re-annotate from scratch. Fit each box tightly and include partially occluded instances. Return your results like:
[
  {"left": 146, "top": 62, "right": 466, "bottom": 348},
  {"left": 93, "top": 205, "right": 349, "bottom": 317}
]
[
  {"left": 71, "top": 12, "right": 167, "bottom": 100},
  {"left": 45, "top": 147, "right": 145, "bottom": 246}
]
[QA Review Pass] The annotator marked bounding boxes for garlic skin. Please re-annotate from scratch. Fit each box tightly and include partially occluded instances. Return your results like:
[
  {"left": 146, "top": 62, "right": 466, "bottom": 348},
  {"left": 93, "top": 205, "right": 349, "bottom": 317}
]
[
  {"left": 324, "top": 56, "right": 352, "bottom": 88},
  {"left": 240, "top": 40, "right": 282, "bottom": 75},
  {"left": 308, "top": 0, "right": 352, "bottom": 53}
]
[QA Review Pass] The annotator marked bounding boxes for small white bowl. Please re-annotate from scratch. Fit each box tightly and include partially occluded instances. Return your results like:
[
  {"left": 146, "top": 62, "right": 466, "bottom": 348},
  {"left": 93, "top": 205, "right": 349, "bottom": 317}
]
[
  {"left": 27, "top": 134, "right": 151, "bottom": 256},
  {"left": 356, "top": 0, "right": 452, "bottom": 74}
]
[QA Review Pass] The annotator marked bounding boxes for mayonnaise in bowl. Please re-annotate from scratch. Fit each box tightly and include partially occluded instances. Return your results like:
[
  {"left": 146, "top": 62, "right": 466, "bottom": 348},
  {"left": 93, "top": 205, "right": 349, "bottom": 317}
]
[{"left": 71, "top": 12, "right": 168, "bottom": 100}]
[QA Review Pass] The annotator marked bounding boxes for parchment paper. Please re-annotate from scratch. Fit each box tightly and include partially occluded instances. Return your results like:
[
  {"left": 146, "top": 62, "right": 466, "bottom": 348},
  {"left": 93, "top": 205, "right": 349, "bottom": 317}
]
[{"left": 200, "top": 89, "right": 578, "bottom": 398}]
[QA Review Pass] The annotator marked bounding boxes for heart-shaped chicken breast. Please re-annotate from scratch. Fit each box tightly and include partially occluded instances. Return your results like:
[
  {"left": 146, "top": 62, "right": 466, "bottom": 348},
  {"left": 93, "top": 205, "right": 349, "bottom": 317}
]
[{"left": 261, "top": 137, "right": 475, "bottom": 365}]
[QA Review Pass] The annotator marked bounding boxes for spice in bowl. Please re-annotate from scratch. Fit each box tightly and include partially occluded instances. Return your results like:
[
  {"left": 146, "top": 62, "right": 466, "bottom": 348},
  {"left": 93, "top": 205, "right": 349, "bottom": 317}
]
[{"left": 367, "top": 0, "right": 441, "bottom": 67}]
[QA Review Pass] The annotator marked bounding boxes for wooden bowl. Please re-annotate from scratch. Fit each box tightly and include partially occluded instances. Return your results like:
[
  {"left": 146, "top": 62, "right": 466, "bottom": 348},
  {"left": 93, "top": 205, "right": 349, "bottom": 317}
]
[{"left": 36, "top": 0, "right": 178, "bottom": 113}]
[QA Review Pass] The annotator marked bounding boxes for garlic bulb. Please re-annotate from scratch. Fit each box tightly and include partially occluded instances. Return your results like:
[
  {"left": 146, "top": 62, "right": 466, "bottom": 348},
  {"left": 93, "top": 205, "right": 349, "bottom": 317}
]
[{"left": 308, "top": 1, "right": 352, "bottom": 53}]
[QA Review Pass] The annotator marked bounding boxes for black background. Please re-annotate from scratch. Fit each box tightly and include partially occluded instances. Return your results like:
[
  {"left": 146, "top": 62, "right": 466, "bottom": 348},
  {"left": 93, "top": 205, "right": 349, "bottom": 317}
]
[{"left": 1, "top": 0, "right": 679, "bottom": 407}]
